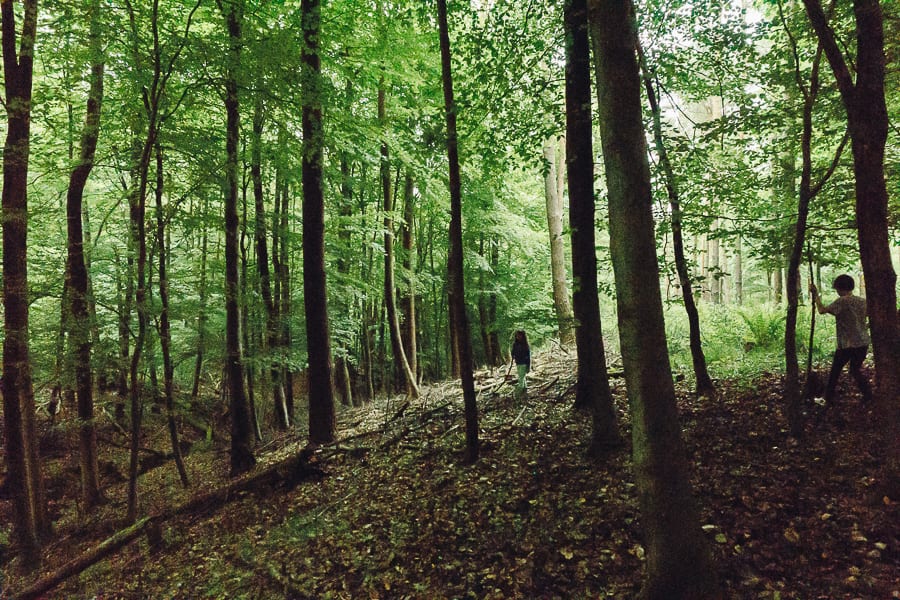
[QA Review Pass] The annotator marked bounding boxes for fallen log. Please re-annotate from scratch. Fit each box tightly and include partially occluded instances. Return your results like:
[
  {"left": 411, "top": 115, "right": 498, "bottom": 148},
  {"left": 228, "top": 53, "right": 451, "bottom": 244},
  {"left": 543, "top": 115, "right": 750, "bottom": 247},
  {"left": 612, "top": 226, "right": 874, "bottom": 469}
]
[{"left": 16, "top": 517, "right": 155, "bottom": 600}]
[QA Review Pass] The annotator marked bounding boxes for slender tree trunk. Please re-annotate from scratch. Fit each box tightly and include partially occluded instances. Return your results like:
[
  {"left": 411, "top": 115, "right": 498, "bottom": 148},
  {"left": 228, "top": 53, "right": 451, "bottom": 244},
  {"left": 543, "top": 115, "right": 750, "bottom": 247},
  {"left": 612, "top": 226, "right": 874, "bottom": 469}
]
[
  {"left": 65, "top": 0, "right": 104, "bottom": 509},
  {"left": 278, "top": 176, "right": 295, "bottom": 420},
  {"left": 437, "top": 0, "right": 479, "bottom": 463},
  {"left": 378, "top": 81, "right": 419, "bottom": 399},
  {"left": 220, "top": 0, "right": 256, "bottom": 476},
  {"left": 334, "top": 143, "right": 356, "bottom": 407},
  {"left": 543, "top": 137, "right": 575, "bottom": 346},
  {"left": 301, "top": 0, "right": 336, "bottom": 444},
  {"left": 251, "top": 101, "right": 289, "bottom": 428},
  {"left": 563, "top": 0, "right": 621, "bottom": 453},
  {"left": 191, "top": 198, "right": 209, "bottom": 401},
  {"left": 637, "top": 43, "right": 715, "bottom": 398},
  {"left": 1, "top": 0, "right": 46, "bottom": 567},
  {"left": 154, "top": 145, "right": 190, "bottom": 487},
  {"left": 589, "top": 1, "right": 720, "bottom": 597},
  {"left": 241, "top": 156, "right": 262, "bottom": 442},
  {"left": 400, "top": 171, "right": 418, "bottom": 382}
]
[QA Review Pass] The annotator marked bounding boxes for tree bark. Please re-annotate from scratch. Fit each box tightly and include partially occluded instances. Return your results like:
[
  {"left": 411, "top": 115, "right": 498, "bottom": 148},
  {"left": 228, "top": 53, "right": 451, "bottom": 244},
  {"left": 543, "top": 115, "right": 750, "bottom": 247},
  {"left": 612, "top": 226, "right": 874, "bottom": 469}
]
[
  {"left": 802, "top": 0, "right": 900, "bottom": 490},
  {"left": 154, "top": 145, "right": 190, "bottom": 487},
  {"left": 65, "top": 0, "right": 105, "bottom": 509},
  {"left": 220, "top": 0, "right": 256, "bottom": 476},
  {"left": 251, "top": 100, "right": 289, "bottom": 428},
  {"left": 589, "top": 1, "right": 720, "bottom": 597},
  {"left": 437, "top": 0, "right": 479, "bottom": 463},
  {"left": 400, "top": 171, "right": 419, "bottom": 381},
  {"left": 637, "top": 43, "right": 715, "bottom": 398},
  {"left": 1, "top": 0, "right": 46, "bottom": 567},
  {"left": 543, "top": 137, "right": 576, "bottom": 346},
  {"left": 301, "top": 0, "right": 336, "bottom": 444},
  {"left": 563, "top": 0, "right": 621, "bottom": 453},
  {"left": 378, "top": 81, "right": 420, "bottom": 399}
]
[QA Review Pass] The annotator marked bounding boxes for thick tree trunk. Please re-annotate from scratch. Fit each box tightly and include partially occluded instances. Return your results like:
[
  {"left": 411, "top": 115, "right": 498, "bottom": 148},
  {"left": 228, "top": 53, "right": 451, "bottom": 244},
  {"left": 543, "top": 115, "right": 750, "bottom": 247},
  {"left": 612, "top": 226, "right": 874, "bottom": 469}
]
[
  {"left": 437, "top": 0, "right": 479, "bottom": 463},
  {"left": 302, "top": 0, "right": 336, "bottom": 444},
  {"left": 803, "top": 0, "right": 900, "bottom": 490},
  {"left": 543, "top": 137, "right": 576, "bottom": 346},
  {"left": 637, "top": 44, "right": 715, "bottom": 398},
  {"left": 65, "top": 0, "right": 104, "bottom": 509},
  {"left": 221, "top": 0, "right": 257, "bottom": 476},
  {"left": 563, "top": 0, "right": 621, "bottom": 453},
  {"left": 589, "top": 1, "right": 720, "bottom": 597},
  {"left": 154, "top": 145, "right": 190, "bottom": 487},
  {"left": 1, "top": 0, "right": 46, "bottom": 567}
]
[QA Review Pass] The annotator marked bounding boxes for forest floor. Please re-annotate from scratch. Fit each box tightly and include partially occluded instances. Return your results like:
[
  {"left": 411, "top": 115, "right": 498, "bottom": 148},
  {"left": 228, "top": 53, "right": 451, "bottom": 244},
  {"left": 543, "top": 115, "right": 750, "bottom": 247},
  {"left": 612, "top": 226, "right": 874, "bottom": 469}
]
[{"left": 2, "top": 348, "right": 899, "bottom": 599}]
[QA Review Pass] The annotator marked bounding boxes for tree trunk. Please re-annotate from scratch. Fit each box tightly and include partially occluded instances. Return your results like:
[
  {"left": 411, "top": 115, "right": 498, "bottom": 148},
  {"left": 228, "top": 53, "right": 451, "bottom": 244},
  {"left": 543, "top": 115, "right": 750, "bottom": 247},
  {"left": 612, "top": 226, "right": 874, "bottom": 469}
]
[
  {"left": 589, "top": 1, "right": 720, "bottom": 597},
  {"left": 400, "top": 171, "right": 419, "bottom": 382},
  {"left": 154, "top": 145, "right": 190, "bottom": 487},
  {"left": 301, "top": 0, "right": 336, "bottom": 444},
  {"left": 544, "top": 137, "right": 576, "bottom": 346},
  {"left": 563, "top": 0, "right": 621, "bottom": 453},
  {"left": 190, "top": 198, "right": 209, "bottom": 401},
  {"left": 1, "top": 0, "right": 46, "bottom": 567},
  {"left": 65, "top": 0, "right": 104, "bottom": 509},
  {"left": 803, "top": 0, "right": 900, "bottom": 491},
  {"left": 251, "top": 100, "right": 289, "bottom": 428},
  {"left": 637, "top": 43, "right": 715, "bottom": 398},
  {"left": 221, "top": 0, "right": 256, "bottom": 476},
  {"left": 378, "top": 81, "right": 419, "bottom": 399},
  {"left": 437, "top": 0, "right": 479, "bottom": 463}
]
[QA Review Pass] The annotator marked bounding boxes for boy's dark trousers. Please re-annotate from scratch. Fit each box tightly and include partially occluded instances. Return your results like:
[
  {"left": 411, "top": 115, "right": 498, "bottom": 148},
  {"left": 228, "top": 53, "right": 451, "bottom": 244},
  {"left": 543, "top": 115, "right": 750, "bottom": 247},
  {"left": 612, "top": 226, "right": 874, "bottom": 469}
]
[{"left": 824, "top": 345, "right": 872, "bottom": 405}]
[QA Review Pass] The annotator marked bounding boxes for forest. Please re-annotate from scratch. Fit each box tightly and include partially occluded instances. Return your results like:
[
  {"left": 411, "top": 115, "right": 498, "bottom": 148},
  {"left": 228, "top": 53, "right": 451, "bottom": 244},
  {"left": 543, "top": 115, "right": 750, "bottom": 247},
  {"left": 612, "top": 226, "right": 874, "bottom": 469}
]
[{"left": 0, "top": 0, "right": 898, "bottom": 598}]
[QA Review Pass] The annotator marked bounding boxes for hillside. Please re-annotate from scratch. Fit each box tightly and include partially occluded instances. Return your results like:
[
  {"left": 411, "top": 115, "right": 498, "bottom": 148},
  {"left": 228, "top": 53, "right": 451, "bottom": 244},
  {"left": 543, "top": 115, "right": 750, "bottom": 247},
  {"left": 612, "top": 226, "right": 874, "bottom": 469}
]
[{"left": 3, "top": 349, "right": 898, "bottom": 599}]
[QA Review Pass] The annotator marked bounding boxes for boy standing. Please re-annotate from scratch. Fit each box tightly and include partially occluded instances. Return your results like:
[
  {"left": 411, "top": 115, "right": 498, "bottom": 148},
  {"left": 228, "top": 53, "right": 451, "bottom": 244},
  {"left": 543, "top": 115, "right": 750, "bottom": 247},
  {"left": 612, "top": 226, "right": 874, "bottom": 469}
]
[{"left": 809, "top": 274, "right": 873, "bottom": 407}]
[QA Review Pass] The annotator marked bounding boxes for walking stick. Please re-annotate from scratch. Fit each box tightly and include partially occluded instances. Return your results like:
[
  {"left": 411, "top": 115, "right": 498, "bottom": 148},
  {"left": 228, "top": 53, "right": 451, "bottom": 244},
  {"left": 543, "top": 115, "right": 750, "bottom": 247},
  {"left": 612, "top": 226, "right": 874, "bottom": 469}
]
[{"left": 802, "top": 241, "right": 820, "bottom": 399}]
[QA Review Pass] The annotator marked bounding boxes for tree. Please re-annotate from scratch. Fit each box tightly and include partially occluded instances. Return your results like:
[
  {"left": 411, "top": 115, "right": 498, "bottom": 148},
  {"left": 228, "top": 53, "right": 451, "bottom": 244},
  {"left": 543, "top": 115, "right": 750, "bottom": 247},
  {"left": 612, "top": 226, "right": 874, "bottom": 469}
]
[
  {"left": 801, "top": 0, "right": 900, "bottom": 483},
  {"left": 588, "top": 0, "right": 719, "bottom": 597},
  {"left": 65, "top": 0, "right": 105, "bottom": 511},
  {"left": 437, "top": 0, "right": 479, "bottom": 463},
  {"left": 220, "top": 0, "right": 257, "bottom": 476},
  {"left": 302, "top": 0, "right": 336, "bottom": 445},
  {"left": 637, "top": 42, "right": 715, "bottom": 399},
  {"left": 543, "top": 135, "right": 575, "bottom": 346},
  {"left": 563, "top": 0, "right": 620, "bottom": 453},
  {"left": 1, "top": 0, "right": 47, "bottom": 568}
]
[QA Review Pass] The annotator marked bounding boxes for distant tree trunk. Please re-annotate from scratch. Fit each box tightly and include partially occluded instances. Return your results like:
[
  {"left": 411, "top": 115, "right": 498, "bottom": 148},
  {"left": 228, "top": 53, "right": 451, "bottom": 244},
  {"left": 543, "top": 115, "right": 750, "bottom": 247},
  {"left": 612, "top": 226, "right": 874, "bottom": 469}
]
[
  {"left": 220, "top": 0, "right": 256, "bottom": 476},
  {"left": 437, "top": 0, "right": 479, "bottom": 463},
  {"left": 733, "top": 235, "right": 743, "bottom": 305},
  {"left": 589, "top": 1, "right": 720, "bottom": 598},
  {"left": 379, "top": 82, "right": 419, "bottom": 399},
  {"left": 1, "top": 0, "right": 47, "bottom": 567},
  {"left": 400, "top": 171, "right": 419, "bottom": 381},
  {"left": 302, "top": 0, "right": 336, "bottom": 444},
  {"left": 774, "top": 266, "right": 783, "bottom": 304},
  {"left": 278, "top": 176, "right": 295, "bottom": 419},
  {"left": 637, "top": 43, "right": 715, "bottom": 398},
  {"left": 154, "top": 145, "right": 190, "bottom": 487},
  {"left": 241, "top": 131, "right": 262, "bottom": 443},
  {"left": 543, "top": 137, "right": 576, "bottom": 346},
  {"left": 65, "top": 0, "right": 104, "bottom": 509},
  {"left": 191, "top": 199, "right": 209, "bottom": 401},
  {"left": 334, "top": 143, "right": 356, "bottom": 407},
  {"left": 563, "top": 0, "right": 621, "bottom": 453},
  {"left": 251, "top": 101, "right": 289, "bottom": 429},
  {"left": 803, "top": 0, "right": 900, "bottom": 489}
]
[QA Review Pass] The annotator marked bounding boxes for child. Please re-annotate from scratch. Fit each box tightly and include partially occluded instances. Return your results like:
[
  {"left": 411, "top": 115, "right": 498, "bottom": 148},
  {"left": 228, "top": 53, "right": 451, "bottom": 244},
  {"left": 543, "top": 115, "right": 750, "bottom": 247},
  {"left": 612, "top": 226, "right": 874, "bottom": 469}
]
[
  {"left": 511, "top": 330, "right": 531, "bottom": 398},
  {"left": 809, "top": 274, "right": 873, "bottom": 406}
]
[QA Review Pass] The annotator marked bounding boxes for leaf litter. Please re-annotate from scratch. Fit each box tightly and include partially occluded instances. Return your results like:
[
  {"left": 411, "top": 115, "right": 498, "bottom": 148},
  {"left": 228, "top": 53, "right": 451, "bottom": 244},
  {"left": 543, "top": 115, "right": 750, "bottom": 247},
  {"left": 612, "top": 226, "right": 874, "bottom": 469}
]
[{"left": 4, "top": 349, "right": 899, "bottom": 599}]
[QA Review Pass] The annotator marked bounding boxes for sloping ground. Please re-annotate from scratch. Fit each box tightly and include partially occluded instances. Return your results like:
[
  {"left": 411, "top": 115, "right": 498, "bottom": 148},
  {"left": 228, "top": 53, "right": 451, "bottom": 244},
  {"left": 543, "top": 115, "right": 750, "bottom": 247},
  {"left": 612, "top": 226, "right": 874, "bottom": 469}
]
[{"left": 3, "top": 350, "right": 899, "bottom": 599}]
